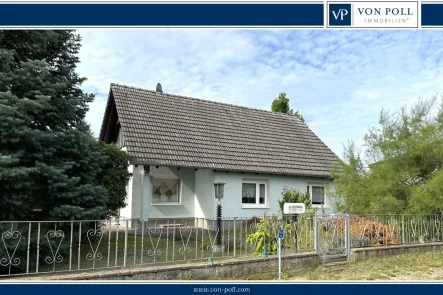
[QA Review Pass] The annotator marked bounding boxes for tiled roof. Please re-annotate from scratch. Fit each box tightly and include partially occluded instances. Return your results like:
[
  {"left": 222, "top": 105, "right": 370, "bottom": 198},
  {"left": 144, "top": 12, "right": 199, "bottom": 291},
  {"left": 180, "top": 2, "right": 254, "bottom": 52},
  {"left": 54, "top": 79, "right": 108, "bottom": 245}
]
[{"left": 99, "top": 83, "right": 339, "bottom": 177}]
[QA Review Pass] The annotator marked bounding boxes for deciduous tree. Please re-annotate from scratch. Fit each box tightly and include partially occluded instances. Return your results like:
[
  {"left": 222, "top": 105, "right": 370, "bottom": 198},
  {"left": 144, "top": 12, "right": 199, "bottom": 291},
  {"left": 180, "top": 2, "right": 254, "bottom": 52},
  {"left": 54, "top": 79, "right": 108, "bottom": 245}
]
[
  {"left": 271, "top": 92, "right": 305, "bottom": 123},
  {"left": 331, "top": 97, "right": 443, "bottom": 214}
]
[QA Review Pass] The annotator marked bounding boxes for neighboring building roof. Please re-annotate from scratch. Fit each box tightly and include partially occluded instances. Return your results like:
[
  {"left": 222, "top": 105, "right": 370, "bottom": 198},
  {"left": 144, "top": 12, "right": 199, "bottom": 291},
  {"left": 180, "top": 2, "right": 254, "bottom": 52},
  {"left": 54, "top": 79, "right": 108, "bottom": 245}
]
[{"left": 99, "top": 83, "right": 340, "bottom": 178}]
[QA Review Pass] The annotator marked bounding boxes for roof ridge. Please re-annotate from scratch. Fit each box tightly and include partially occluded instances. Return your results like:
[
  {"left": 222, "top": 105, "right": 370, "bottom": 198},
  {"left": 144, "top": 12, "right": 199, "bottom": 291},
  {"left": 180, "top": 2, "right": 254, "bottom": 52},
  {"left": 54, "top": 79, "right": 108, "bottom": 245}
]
[{"left": 110, "top": 82, "right": 306, "bottom": 124}]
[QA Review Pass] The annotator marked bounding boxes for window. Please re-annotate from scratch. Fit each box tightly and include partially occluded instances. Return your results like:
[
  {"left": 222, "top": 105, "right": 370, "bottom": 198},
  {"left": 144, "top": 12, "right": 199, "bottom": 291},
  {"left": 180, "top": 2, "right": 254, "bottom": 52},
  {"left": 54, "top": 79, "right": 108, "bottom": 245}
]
[
  {"left": 151, "top": 177, "right": 181, "bottom": 204},
  {"left": 242, "top": 179, "right": 268, "bottom": 208},
  {"left": 309, "top": 185, "right": 325, "bottom": 205}
]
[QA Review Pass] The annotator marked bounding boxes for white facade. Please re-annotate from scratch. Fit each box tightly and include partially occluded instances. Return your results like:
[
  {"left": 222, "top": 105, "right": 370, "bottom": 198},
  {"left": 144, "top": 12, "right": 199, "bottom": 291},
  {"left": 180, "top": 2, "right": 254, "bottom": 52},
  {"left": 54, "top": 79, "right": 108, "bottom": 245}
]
[{"left": 121, "top": 166, "right": 334, "bottom": 222}]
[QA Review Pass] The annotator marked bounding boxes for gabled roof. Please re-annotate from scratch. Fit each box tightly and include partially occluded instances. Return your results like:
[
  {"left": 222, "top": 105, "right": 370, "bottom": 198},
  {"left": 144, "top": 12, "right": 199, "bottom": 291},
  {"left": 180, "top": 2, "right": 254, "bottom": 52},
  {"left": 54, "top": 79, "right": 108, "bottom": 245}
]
[{"left": 99, "top": 83, "right": 340, "bottom": 177}]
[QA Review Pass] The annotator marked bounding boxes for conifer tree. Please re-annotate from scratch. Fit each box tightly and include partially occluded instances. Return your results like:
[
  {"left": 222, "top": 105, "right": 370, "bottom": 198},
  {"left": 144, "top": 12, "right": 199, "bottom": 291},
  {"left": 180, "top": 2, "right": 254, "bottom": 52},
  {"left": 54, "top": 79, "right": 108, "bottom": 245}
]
[{"left": 0, "top": 31, "right": 108, "bottom": 221}]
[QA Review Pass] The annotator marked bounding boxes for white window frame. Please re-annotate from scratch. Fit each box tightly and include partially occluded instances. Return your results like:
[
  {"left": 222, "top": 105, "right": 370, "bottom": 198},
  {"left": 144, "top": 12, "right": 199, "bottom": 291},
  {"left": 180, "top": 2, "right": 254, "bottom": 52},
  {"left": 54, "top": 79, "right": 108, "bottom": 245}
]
[
  {"left": 241, "top": 179, "right": 269, "bottom": 209},
  {"left": 151, "top": 176, "right": 182, "bottom": 206},
  {"left": 308, "top": 183, "right": 326, "bottom": 207}
]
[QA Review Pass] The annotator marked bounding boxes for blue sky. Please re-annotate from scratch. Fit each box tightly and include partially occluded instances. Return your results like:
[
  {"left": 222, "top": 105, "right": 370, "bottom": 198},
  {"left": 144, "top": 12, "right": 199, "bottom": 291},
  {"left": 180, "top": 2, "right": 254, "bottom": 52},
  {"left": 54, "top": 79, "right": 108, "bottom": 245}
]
[{"left": 77, "top": 30, "right": 443, "bottom": 160}]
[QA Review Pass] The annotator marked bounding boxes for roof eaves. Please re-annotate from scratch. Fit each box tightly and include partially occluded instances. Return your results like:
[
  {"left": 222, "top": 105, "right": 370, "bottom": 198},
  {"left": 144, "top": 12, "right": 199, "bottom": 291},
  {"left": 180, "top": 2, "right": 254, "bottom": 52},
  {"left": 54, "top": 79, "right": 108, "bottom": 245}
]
[{"left": 129, "top": 158, "right": 332, "bottom": 179}]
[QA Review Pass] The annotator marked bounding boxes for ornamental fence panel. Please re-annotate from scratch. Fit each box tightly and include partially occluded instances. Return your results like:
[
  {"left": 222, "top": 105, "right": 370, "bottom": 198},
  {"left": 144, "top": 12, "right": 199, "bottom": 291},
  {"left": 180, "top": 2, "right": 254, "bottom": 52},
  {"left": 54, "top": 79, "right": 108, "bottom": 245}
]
[{"left": 0, "top": 214, "right": 441, "bottom": 277}]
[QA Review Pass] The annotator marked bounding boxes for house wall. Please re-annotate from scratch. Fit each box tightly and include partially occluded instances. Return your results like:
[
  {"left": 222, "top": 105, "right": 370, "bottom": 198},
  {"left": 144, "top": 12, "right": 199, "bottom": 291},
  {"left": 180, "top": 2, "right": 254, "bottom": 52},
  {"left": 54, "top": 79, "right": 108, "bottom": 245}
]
[
  {"left": 212, "top": 171, "right": 334, "bottom": 219},
  {"left": 195, "top": 169, "right": 215, "bottom": 219},
  {"left": 143, "top": 166, "right": 195, "bottom": 219},
  {"left": 131, "top": 165, "right": 145, "bottom": 219},
  {"left": 126, "top": 166, "right": 335, "bottom": 222},
  {"left": 119, "top": 164, "right": 133, "bottom": 219}
]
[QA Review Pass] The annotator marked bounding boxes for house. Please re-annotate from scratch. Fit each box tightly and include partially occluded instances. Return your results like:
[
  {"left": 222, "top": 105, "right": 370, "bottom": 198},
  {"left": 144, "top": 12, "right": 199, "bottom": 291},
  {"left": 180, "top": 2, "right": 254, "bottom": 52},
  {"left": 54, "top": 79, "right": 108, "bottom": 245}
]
[{"left": 99, "top": 83, "right": 339, "bottom": 226}]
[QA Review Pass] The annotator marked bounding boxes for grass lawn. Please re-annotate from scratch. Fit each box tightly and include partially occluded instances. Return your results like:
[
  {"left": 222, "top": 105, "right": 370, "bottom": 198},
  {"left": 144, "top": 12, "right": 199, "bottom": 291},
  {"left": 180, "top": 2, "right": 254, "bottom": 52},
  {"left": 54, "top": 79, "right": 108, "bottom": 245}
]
[
  {"left": 287, "top": 251, "right": 443, "bottom": 280},
  {"left": 34, "top": 229, "right": 266, "bottom": 274},
  {"left": 5, "top": 224, "right": 311, "bottom": 276}
]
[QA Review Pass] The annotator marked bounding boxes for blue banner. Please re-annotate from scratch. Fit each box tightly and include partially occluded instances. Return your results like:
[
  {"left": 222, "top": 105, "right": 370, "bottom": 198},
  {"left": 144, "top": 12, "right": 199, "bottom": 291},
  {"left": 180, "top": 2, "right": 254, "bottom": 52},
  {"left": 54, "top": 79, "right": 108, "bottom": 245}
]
[
  {"left": 1, "top": 2, "right": 443, "bottom": 28},
  {"left": 421, "top": 3, "right": 443, "bottom": 27},
  {"left": 1, "top": 283, "right": 443, "bottom": 294},
  {"left": 0, "top": 3, "right": 324, "bottom": 27}
]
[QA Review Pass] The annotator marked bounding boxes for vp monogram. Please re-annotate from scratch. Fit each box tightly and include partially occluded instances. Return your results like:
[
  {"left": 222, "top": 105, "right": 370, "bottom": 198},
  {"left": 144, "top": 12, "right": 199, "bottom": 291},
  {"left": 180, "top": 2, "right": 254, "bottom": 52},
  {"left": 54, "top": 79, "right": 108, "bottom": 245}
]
[{"left": 332, "top": 9, "right": 349, "bottom": 20}]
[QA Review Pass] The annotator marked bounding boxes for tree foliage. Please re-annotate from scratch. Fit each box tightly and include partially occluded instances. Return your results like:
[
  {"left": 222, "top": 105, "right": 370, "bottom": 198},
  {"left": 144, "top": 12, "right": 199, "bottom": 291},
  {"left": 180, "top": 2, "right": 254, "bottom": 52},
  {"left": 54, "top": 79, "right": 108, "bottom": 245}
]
[
  {"left": 331, "top": 97, "right": 443, "bottom": 214},
  {"left": 97, "top": 141, "right": 131, "bottom": 216},
  {"left": 271, "top": 92, "right": 291, "bottom": 114},
  {"left": 0, "top": 30, "right": 129, "bottom": 221},
  {"left": 271, "top": 92, "right": 305, "bottom": 123},
  {"left": 278, "top": 187, "right": 315, "bottom": 214}
]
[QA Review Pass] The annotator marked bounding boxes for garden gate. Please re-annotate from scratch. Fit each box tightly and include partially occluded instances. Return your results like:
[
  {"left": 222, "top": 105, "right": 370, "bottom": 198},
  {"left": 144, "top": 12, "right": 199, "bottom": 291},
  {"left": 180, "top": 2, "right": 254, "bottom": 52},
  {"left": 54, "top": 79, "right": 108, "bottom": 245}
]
[{"left": 314, "top": 214, "right": 350, "bottom": 261}]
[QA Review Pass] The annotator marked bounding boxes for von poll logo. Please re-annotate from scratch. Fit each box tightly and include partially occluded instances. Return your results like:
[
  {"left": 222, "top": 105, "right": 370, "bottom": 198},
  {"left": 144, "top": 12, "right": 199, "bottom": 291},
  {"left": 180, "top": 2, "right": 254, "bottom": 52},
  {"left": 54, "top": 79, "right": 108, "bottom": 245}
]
[
  {"left": 332, "top": 9, "right": 349, "bottom": 20},
  {"left": 329, "top": 3, "right": 352, "bottom": 26},
  {"left": 328, "top": 1, "right": 418, "bottom": 28}
]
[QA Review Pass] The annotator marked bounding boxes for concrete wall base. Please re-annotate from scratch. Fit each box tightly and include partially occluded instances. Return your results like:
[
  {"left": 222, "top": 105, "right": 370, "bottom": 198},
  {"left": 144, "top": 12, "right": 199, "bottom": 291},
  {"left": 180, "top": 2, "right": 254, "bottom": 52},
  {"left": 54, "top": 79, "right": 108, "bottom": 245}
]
[
  {"left": 11, "top": 242, "right": 443, "bottom": 280},
  {"left": 351, "top": 242, "right": 443, "bottom": 261},
  {"left": 14, "top": 253, "right": 319, "bottom": 281}
]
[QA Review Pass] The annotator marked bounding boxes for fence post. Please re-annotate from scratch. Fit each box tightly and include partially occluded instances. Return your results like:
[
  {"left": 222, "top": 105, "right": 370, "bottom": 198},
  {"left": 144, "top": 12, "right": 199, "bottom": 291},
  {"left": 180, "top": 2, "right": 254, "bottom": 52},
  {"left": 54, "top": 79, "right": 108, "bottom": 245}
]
[
  {"left": 313, "top": 215, "right": 318, "bottom": 253},
  {"left": 233, "top": 218, "right": 237, "bottom": 257},
  {"left": 401, "top": 215, "right": 405, "bottom": 245},
  {"left": 440, "top": 214, "right": 443, "bottom": 242},
  {"left": 69, "top": 221, "right": 73, "bottom": 271},
  {"left": 124, "top": 219, "right": 129, "bottom": 268},
  {"left": 78, "top": 222, "right": 82, "bottom": 270},
  {"left": 36, "top": 222, "right": 41, "bottom": 273},
  {"left": 345, "top": 214, "right": 350, "bottom": 261},
  {"left": 278, "top": 233, "right": 282, "bottom": 280},
  {"left": 26, "top": 222, "right": 31, "bottom": 274}
]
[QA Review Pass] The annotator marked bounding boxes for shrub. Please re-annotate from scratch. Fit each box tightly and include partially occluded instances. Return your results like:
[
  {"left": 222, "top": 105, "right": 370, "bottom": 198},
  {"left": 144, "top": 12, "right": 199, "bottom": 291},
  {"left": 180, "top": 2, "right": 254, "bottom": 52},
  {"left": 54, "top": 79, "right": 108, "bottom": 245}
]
[{"left": 278, "top": 187, "right": 316, "bottom": 215}]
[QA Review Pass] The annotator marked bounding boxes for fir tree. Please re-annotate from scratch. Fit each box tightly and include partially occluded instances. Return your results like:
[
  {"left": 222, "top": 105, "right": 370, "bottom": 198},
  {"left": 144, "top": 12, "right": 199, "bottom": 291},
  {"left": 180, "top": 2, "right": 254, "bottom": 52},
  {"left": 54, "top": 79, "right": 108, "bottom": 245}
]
[{"left": 0, "top": 30, "right": 108, "bottom": 221}]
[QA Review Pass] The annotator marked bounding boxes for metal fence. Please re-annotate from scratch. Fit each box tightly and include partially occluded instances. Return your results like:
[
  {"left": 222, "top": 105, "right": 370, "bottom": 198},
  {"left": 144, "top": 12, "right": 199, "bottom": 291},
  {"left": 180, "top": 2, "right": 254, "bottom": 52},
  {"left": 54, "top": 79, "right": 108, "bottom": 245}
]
[
  {"left": 1, "top": 214, "right": 442, "bottom": 277},
  {"left": 314, "top": 214, "right": 350, "bottom": 259},
  {"left": 348, "top": 214, "right": 443, "bottom": 247},
  {"left": 0, "top": 215, "right": 314, "bottom": 277},
  {"left": 312, "top": 214, "right": 443, "bottom": 259}
]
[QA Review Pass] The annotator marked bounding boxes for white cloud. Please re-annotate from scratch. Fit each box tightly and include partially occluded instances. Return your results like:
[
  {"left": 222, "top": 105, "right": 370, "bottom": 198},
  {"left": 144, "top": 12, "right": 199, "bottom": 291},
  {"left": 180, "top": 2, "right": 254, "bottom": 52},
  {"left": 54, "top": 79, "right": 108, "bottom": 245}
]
[
  {"left": 77, "top": 29, "right": 443, "bottom": 160},
  {"left": 85, "top": 95, "right": 108, "bottom": 136}
]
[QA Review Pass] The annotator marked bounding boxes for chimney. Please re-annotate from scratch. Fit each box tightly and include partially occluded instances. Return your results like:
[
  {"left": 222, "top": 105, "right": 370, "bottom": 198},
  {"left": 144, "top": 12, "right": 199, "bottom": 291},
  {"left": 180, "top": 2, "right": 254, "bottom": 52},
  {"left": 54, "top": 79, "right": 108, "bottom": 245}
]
[{"left": 156, "top": 83, "right": 163, "bottom": 93}]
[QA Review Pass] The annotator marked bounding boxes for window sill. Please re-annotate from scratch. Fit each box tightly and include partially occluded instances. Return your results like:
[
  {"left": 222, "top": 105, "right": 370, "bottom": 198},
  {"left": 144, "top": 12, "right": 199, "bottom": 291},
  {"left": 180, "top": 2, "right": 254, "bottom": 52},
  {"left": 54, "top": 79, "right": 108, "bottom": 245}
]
[
  {"left": 242, "top": 205, "right": 270, "bottom": 209},
  {"left": 152, "top": 203, "right": 181, "bottom": 206}
]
